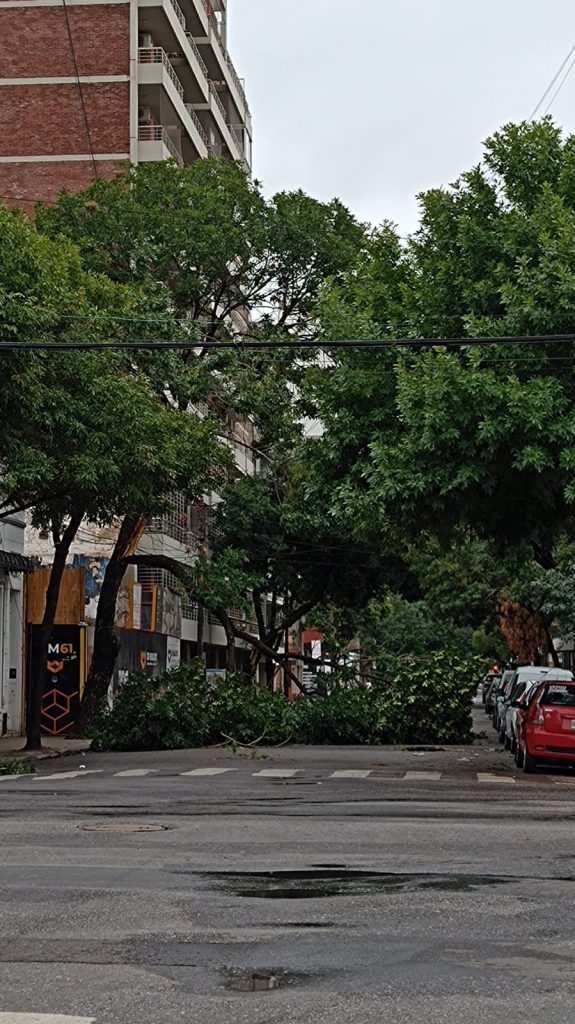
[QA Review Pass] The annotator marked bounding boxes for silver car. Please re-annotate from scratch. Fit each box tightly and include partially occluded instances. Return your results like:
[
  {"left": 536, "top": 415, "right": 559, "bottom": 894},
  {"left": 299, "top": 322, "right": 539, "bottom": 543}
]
[
  {"left": 504, "top": 668, "right": 574, "bottom": 753},
  {"left": 494, "top": 666, "right": 548, "bottom": 740}
]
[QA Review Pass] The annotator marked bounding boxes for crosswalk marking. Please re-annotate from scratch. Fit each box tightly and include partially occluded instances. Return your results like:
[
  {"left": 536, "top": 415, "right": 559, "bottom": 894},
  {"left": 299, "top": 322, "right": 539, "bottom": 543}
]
[
  {"left": 403, "top": 771, "right": 442, "bottom": 781},
  {"left": 1, "top": 766, "right": 533, "bottom": 786},
  {"left": 34, "top": 770, "right": 103, "bottom": 781},
  {"left": 476, "top": 772, "right": 516, "bottom": 784},
  {"left": 0, "top": 1015, "right": 96, "bottom": 1023}
]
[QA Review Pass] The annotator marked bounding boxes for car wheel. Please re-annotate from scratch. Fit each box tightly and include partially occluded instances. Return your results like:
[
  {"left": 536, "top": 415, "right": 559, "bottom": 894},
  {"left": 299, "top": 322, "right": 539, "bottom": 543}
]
[
  {"left": 515, "top": 744, "right": 524, "bottom": 769},
  {"left": 504, "top": 734, "right": 512, "bottom": 751},
  {"left": 522, "top": 750, "right": 537, "bottom": 774}
]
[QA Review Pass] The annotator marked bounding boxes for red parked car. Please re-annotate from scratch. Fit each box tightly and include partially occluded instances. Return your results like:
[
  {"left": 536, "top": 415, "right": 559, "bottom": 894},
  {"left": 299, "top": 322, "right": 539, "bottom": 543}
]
[{"left": 515, "top": 678, "right": 575, "bottom": 773}]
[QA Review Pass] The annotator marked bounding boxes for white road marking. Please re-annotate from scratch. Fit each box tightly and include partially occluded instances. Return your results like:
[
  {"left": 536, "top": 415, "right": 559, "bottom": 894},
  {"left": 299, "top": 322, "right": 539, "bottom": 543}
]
[
  {"left": 476, "top": 773, "right": 516, "bottom": 783},
  {"left": 34, "top": 770, "right": 103, "bottom": 781},
  {"left": 179, "top": 767, "right": 237, "bottom": 776},
  {"left": 550, "top": 777, "right": 575, "bottom": 786},
  {"left": 0, "top": 1015, "right": 95, "bottom": 1023},
  {"left": 403, "top": 771, "right": 442, "bottom": 781},
  {"left": 329, "top": 770, "right": 372, "bottom": 778},
  {"left": 113, "top": 769, "right": 157, "bottom": 777},
  {"left": 252, "top": 769, "right": 299, "bottom": 778},
  {"left": 0, "top": 774, "right": 27, "bottom": 782}
]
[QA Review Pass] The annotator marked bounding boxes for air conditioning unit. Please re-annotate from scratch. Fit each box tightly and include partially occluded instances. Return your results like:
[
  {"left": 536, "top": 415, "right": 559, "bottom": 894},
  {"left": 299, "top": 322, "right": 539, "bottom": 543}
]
[
  {"left": 138, "top": 32, "right": 153, "bottom": 48},
  {"left": 138, "top": 105, "right": 152, "bottom": 125}
]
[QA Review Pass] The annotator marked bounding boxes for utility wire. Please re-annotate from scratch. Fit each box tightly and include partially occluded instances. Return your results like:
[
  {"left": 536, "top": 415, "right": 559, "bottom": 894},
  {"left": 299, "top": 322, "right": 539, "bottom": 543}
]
[
  {"left": 3, "top": 334, "right": 575, "bottom": 352},
  {"left": 530, "top": 41, "right": 575, "bottom": 119},
  {"left": 544, "top": 49, "right": 575, "bottom": 114},
  {"left": 61, "top": 0, "right": 98, "bottom": 179}
]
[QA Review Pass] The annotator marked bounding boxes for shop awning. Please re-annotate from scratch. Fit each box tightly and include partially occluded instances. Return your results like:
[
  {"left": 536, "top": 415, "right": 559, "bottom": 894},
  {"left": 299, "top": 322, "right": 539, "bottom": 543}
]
[{"left": 0, "top": 550, "right": 34, "bottom": 573}]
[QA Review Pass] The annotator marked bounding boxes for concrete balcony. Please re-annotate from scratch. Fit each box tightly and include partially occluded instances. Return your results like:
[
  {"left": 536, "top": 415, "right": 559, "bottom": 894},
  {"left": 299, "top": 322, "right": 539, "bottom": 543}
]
[
  {"left": 138, "top": 124, "right": 184, "bottom": 165},
  {"left": 139, "top": 46, "right": 185, "bottom": 99},
  {"left": 138, "top": 0, "right": 211, "bottom": 105},
  {"left": 191, "top": 80, "right": 247, "bottom": 166},
  {"left": 194, "top": 0, "right": 250, "bottom": 125},
  {"left": 138, "top": 46, "right": 209, "bottom": 158}
]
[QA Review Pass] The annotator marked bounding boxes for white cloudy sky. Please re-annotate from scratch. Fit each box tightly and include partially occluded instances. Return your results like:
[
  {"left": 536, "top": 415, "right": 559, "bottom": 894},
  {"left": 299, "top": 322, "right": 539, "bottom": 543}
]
[{"left": 230, "top": 0, "right": 575, "bottom": 233}]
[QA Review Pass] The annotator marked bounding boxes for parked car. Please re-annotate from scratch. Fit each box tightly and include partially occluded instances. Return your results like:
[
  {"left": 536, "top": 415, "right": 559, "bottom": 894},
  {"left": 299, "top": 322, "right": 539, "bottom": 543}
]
[
  {"left": 484, "top": 675, "right": 502, "bottom": 716},
  {"left": 492, "top": 669, "right": 522, "bottom": 730},
  {"left": 494, "top": 666, "right": 548, "bottom": 736},
  {"left": 505, "top": 668, "right": 574, "bottom": 754},
  {"left": 482, "top": 672, "right": 501, "bottom": 703},
  {"left": 515, "top": 673, "right": 575, "bottom": 773},
  {"left": 503, "top": 679, "right": 540, "bottom": 753}
]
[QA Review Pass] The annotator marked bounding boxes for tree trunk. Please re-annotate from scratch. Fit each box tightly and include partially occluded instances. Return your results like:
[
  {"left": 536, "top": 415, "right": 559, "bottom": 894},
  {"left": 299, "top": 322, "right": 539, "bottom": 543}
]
[
  {"left": 214, "top": 606, "right": 236, "bottom": 673},
  {"left": 78, "top": 514, "right": 148, "bottom": 733},
  {"left": 24, "top": 513, "right": 82, "bottom": 751},
  {"left": 545, "top": 625, "right": 560, "bottom": 667},
  {"left": 233, "top": 626, "right": 307, "bottom": 695}
]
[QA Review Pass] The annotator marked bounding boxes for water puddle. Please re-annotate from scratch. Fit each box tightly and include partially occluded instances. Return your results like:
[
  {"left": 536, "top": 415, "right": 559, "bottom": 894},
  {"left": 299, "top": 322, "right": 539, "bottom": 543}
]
[{"left": 206, "top": 869, "right": 509, "bottom": 900}]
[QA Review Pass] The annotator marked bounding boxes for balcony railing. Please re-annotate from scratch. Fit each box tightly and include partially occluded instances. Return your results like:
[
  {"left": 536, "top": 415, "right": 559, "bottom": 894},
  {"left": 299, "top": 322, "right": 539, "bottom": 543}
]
[
  {"left": 184, "top": 103, "right": 209, "bottom": 147},
  {"left": 139, "top": 47, "right": 184, "bottom": 101},
  {"left": 169, "top": 0, "right": 186, "bottom": 27},
  {"left": 185, "top": 31, "right": 209, "bottom": 80},
  {"left": 200, "top": 0, "right": 250, "bottom": 114},
  {"left": 209, "top": 80, "right": 227, "bottom": 122},
  {"left": 225, "top": 58, "right": 249, "bottom": 113},
  {"left": 138, "top": 125, "right": 184, "bottom": 166}
]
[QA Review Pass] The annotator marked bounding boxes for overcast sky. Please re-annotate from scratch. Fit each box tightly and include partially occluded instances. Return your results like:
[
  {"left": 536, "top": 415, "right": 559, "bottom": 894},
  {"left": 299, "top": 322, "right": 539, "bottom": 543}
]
[{"left": 229, "top": 0, "right": 575, "bottom": 234}]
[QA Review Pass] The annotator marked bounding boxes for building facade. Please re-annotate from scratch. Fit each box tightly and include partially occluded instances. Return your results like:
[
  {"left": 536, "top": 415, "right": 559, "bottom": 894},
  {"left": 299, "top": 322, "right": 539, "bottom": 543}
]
[
  {"left": 0, "top": 0, "right": 252, "bottom": 213},
  {"left": 0, "top": 513, "right": 31, "bottom": 736}
]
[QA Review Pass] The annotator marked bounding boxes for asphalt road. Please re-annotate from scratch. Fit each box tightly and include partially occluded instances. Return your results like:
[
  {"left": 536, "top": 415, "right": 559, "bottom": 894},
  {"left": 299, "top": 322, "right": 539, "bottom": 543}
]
[{"left": 2, "top": 702, "right": 575, "bottom": 1024}]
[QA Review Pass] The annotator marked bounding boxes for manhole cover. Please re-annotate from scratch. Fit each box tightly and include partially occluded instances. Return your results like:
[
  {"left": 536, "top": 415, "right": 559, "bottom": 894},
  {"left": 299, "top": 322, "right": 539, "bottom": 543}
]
[{"left": 81, "top": 823, "right": 169, "bottom": 832}]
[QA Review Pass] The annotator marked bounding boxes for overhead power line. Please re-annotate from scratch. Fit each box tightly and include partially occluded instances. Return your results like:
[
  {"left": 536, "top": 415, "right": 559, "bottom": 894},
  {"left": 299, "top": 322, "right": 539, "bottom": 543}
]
[
  {"left": 529, "top": 41, "right": 575, "bottom": 119},
  {"left": 2, "top": 334, "right": 575, "bottom": 352}
]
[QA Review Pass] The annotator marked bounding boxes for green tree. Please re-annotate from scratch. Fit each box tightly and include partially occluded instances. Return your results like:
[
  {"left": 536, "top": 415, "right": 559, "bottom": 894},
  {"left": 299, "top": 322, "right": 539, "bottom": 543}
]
[
  {"left": 304, "top": 118, "right": 575, "bottom": 598},
  {"left": 0, "top": 203, "right": 227, "bottom": 748},
  {"left": 37, "top": 160, "right": 369, "bottom": 709}
]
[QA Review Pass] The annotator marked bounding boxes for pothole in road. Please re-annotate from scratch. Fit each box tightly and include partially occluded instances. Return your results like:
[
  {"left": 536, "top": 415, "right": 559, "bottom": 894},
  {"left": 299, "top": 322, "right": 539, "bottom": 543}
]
[
  {"left": 81, "top": 823, "right": 170, "bottom": 832},
  {"left": 224, "top": 969, "right": 306, "bottom": 992},
  {"left": 404, "top": 746, "right": 446, "bottom": 752},
  {"left": 205, "top": 869, "right": 510, "bottom": 900}
]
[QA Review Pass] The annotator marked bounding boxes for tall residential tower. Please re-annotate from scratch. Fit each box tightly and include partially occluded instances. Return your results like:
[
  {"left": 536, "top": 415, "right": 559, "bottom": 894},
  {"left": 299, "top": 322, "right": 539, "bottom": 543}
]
[{"left": 0, "top": 0, "right": 252, "bottom": 213}]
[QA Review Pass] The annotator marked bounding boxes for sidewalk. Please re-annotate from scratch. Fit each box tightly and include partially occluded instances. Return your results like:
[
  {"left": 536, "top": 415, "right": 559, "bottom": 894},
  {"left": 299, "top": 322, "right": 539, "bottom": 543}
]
[{"left": 0, "top": 735, "right": 90, "bottom": 765}]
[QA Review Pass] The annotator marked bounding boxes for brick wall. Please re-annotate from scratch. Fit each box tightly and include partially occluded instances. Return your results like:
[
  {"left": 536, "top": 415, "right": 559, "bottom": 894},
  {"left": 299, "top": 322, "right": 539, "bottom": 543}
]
[
  {"left": 0, "top": 159, "right": 130, "bottom": 215},
  {"left": 0, "top": 5, "right": 130, "bottom": 78},
  {"left": 0, "top": 2, "right": 131, "bottom": 210},
  {"left": 0, "top": 82, "right": 130, "bottom": 157}
]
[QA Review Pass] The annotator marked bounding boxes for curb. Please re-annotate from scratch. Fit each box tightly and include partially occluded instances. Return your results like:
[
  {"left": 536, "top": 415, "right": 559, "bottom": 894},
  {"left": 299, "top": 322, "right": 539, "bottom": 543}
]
[{"left": 0, "top": 745, "right": 91, "bottom": 768}]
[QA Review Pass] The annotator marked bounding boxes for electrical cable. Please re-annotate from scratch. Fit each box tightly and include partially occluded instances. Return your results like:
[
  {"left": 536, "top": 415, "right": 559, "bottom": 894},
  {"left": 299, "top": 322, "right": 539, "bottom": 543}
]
[
  {"left": 3, "top": 333, "right": 575, "bottom": 352},
  {"left": 544, "top": 49, "right": 575, "bottom": 114},
  {"left": 61, "top": 0, "right": 98, "bottom": 179},
  {"left": 529, "top": 42, "right": 575, "bottom": 119}
]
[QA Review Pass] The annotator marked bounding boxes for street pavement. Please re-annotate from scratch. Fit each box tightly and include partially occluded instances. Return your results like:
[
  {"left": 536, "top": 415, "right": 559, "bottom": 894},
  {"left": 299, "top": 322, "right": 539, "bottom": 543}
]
[{"left": 2, "top": 701, "right": 575, "bottom": 1023}]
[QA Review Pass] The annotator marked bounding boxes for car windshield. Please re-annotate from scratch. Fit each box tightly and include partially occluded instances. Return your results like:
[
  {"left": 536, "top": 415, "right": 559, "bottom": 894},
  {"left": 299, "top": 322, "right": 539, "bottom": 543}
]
[
  {"left": 510, "top": 681, "right": 527, "bottom": 701},
  {"left": 539, "top": 685, "right": 575, "bottom": 707}
]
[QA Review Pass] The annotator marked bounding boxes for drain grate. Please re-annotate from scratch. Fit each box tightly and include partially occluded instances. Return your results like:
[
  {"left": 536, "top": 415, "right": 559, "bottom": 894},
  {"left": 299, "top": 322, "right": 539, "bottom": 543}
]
[{"left": 81, "top": 823, "right": 169, "bottom": 833}]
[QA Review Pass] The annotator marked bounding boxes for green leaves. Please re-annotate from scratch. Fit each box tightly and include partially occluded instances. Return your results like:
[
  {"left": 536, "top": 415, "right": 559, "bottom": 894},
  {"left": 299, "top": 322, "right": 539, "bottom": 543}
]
[{"left": 91, "top": 651, "right": 482, "bottom": 750}]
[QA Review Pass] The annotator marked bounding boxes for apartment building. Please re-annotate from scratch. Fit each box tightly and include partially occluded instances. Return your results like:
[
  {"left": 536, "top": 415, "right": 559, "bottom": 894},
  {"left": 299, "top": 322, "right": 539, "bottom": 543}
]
[{"left": 0, "top": 0, "right": 252, "bottom": 213}]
